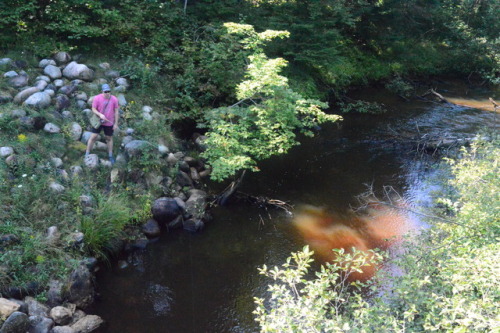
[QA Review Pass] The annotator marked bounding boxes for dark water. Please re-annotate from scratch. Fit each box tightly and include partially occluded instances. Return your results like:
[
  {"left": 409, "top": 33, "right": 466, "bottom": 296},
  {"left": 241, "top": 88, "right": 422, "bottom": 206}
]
[{"left": 92, "top": 82, "right": 499, "bottom": 332}]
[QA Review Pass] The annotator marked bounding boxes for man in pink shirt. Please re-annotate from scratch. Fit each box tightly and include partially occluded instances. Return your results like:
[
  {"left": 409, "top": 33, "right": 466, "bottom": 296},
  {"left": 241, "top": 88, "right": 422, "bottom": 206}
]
[{"left": 85, "top": 84, "right": 120, "bottom": 164}]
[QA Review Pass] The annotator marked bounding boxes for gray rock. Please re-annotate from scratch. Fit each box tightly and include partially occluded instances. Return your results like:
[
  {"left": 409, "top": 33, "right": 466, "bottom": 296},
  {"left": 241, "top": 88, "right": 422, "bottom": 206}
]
[
  {"left": 112, "top": 85, "right": 126, "bottom": 93},
  {"left": 183, "top": 219, "right": 204, "bottom": 233},
  {"left": 69, "top": 123, "right": 82, "bottom": 141},
  {"left": 158, "top": 144, "right": 169, "bottom": 156},
  {"left": 36, "top": 75, "right": 51, "bottom": 82},
  {"left": 98, "top": 62, "right": 110, "bottom": 70},
  {"left": 51, "top": 157, "right": 63, "bottom": 168},
  {"left": 0, "top": 311, "right": 29, "bottom": 333},
  {"left": 44, "top": 89, "right": 55, "bottom": 97},
  {"left": 50, "top": 326, "right": 75, "bottom": 333},
  {"left": 70, "top": 315, "right": 103, "bottom": 333},
  {"left": 104, "top": 70, "right": 120, "bottom": 79},
  {"left": 58, "top": 85, "right": 76, "bottom": 96},
  {"left": 185, "top": 190, "right": 207, "bottom": 219},
  {"left": 43, "top": 123, "right": 61, "bottom": 134},
  {"left": 74, "top": 92, "right": 87, "bottom": 101},
  {"left": 3, "top": 71, "right": 18, "bottom": 78},
  {"left": 63, "top": 266, "right": 94, "bottom": 309},
  {"left": 117, "top": 93, "right": 127, "bottom": 106},
  {"left": 0, "top": 58, "right": 12, "bottom": 67},
  {"left": 44, "top": 65, "right": 62, "bottom": 80},
  {"left": 24, "top": 92, "right": 51, "bottom": 109},
  {"left": 38, "top": 59, "right": 56, "bottom": 68},
  {"left": 34, "top": 80, "right": 48, "bottom": 91},
  {"left": 9, "top": 74, "right": 29, "bottom": 88},
  {"left": 167, "top": 215, "right": 183, "bottom": 229},
  {"left": 56, "top": 95, "right": 70, "bottom": 111},
  {"left": 142, "top": 105, "right": 152, "bottom": 113},
  {"left": 14, "top": 87, "right": 40, "bottom": 104},
  {"left": 151, "top": 197, "right": 182, "bottom": 224},
  {"left": 25, "top": 297, "right": 49, "bottom": 317},
  {"left": 61, "top": 111, "right": 74, "bottom": 120},
  {"left": 69, "top": 166, "right": 83, "bottom": 178},
  {"left": 166, "top": 153, "right": 178, "bottom": 165},
  {"left": 28, "top": 315, "right": 54, "bottom": 333},
  {"left": 46, "top": 226, "right": 60, "bottom": 245},
  {"left": 53, "top": 80, "right": 64, "bottom": 88},
  {"left": 76, "top": 100, "right": 87, "bottom": 110},
  {"left": 62, "top": 62, "right": 94, "bottom": 81},
  {"left": 46, "top": 280, "right": 64, "bottom": 307},
  {"left": 49, "top": 182, "right": 65, "bottom": 193},
  {"left": 176, "top": 171, "right": 194, "bottom": 188},
  {"left": 121, "top": 136, "right": 134, "bottom": 147},
  {"left": 53, "top": 52, "right": 71, "bottom": 65},
  {"left": 142, "top": 219, "right": 161, "bottom": 238},
  {"left": 142, "top": 113, "right": 152, "bottom": 121},
  {"left": 0, "top": 147, "right": 14, "bottom": 157},
  {"left": 49, "top": 307, "right": 72, "bottom": 326},
  {"left": 125, "top": 128, "right": 134, "bottom": 135},
  {"left": 124, "top": 140, "right": 149, "bottom": 157},
  {"left": 80, "top": 131, "right": 96, "bottom": 144},
  {"left": 83, "top": 154, "right": 98, "bottom": 169},
  {"left": 115, "top": 77, "right": 128, "bottom": 87},
  {"left": 195, "top": 135, "right": 208, "bottom": 151}
]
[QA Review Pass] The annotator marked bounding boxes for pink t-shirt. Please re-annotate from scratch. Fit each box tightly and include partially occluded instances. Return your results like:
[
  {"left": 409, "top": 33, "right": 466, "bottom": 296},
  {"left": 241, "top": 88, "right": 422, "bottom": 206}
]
[{"left": 92, "top": 94, "right": 119, "bottom": 126}]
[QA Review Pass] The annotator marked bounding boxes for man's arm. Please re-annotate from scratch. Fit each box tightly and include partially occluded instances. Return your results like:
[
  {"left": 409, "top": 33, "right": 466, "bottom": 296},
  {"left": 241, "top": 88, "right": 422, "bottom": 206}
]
[
  {"left": 92, "top": 106, "right": 111, "bottom": 122},
  {"left": 113, "top": 106, "right": 119, "bottom": 129}
]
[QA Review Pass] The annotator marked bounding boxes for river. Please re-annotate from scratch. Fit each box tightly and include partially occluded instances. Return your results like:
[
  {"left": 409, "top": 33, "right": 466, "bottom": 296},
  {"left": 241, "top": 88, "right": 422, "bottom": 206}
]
[{"left": 91, "top": 80, "right": 499, "bottom": 332}]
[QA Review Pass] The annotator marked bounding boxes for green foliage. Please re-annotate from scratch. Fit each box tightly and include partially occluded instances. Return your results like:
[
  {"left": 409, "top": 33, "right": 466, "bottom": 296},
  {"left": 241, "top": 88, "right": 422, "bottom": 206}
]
[
  {"left": 339, "top": 100, "right": 386, "bottom": 114},
  {"left": 120, "top": 57, "right": 160, "bottom": 91},
  {"left": 202, "top": 23, "right": 340, "bottom": 181},
  {"left": 80, "top": 193, "right": 132, "bottom": 257},
  {"left": 255, "top": 136, "right": 500, "bottom": 332}
]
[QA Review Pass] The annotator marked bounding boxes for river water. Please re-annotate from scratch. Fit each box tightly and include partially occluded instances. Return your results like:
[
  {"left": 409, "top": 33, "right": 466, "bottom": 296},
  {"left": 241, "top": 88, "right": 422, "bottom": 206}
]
[{"left": 92, "top": 81, "right": 499, "bottom": 332}]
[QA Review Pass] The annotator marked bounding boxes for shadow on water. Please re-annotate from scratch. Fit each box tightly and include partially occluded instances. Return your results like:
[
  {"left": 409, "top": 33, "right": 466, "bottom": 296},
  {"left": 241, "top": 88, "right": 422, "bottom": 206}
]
[{"left": 92, "top": 82, "right": 499, "bottom": 332}]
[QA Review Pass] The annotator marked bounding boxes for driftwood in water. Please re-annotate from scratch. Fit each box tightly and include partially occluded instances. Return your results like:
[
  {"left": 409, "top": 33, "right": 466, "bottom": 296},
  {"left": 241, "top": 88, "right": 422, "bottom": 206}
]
[
  {"left": 489, "top": 97, "right": 499, "bottom": 111},
  {"left": 420, "top": 89, "right": 451, "bottom": 104},
  {"left": 217, "top": 170, "right": 246, "bottom": 206},
  {"left": 236, "top": 192, "right": 293, "bottom": 215}
]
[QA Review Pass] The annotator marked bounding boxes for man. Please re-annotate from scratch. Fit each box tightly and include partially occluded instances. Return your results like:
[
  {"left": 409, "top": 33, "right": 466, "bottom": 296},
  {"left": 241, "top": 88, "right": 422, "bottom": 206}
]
[{"left": 85, "top": 84, "right": 120, "bottom": 164}]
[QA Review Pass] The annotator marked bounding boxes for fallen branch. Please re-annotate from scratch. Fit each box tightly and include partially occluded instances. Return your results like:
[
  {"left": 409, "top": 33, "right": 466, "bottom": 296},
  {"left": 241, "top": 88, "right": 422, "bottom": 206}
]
[{"left": 489, "top": 97, "right": 499, "bottom": 111}]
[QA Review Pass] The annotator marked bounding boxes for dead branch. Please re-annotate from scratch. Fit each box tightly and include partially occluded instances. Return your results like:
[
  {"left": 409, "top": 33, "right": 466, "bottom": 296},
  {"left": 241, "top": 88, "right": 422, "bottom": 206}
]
[
  {"left": 489, "top": 97, "right": 499, "bottom": 111},
  {"left": 237, "top": 192, "right": 294, "bottom": 215},
  {"left": 217, "top": 170, "right": 246, "bottom": 206}
]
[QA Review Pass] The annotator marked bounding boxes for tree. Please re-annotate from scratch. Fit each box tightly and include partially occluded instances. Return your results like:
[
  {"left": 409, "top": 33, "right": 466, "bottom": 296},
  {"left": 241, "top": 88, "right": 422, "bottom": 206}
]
[{"left": 201, "top": 23, "right": 341, "bottom": 181}]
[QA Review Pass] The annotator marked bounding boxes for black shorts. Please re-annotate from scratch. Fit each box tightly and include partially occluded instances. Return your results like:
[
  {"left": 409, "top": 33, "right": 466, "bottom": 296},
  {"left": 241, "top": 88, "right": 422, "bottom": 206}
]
[{"left": 91, "top": 125, "right": 114, "bottom": 136}]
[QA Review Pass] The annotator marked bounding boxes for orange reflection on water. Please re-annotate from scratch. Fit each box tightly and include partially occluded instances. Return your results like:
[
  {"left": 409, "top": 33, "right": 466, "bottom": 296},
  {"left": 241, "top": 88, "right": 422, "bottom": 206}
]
[
  {"left": 293, "top": 203, "right": 416, "bottom": 281},
  {"left": 444, "top": 97, "right": 499, "bottom": 112}
]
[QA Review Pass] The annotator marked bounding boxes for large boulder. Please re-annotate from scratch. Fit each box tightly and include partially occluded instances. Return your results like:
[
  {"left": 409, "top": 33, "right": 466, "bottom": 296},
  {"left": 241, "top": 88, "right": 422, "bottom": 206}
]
[
  {"left": 38, "top": 59, "right": 56, "bottom": 68},
  {"left": 28, "top": 315, "right": 54, "bottom": 333},
  {"left": 70, "top": 315, "right": 103, "bottom": 333},
  {"left": 24, "top": 92, "right": 51, "bottom": 109},
  {"left": 13, "top": 87, "right": 40, "bottom": 104},
  {"left": 43, "top": 123, "right": 61, "bottom": 134},
  {"left": 0, "top": 147, "right": 14, "bottom": 158},
  {"left": 0, "top": 311, "right": 29, "bottom": 333},
  {"left": 0, "top": 298, "right": 20, "bottom": 319},
  {"left": 151, "top": 197, "right": 182, "bottom": 224},
  {"left": 185, "top": 190, "right": 207, "bottom": 219},
  {"left": 49, "top": 306, "right": 72, "bottom": 326},
  {"left": 124, "top": 140, "right": 149, "bottom": 158},
  {"left": 25, "top": 297, "right": 49, "bottom": 317},
  {"left": 43, "top": 65, "right": 62, "bottom": 80},
  {"left": 63, "top": 265, "right": 94, "bottom": 309},
  {"left": 69, "top": 122, "right": 82, "bottom": 141},
  {"left": 142, "top": 219, "right": 161, "bottom": 238},
  {"left": 62, "top": 62, "right": 94, "bottom": 81},
  {"left": 9, "top": 74, "right": 29, "bottom": 88}
]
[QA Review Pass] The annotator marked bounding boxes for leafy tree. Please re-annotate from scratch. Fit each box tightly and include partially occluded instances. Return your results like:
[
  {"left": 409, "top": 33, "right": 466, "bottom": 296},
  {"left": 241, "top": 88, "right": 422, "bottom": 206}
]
[{"left": 201, "top": 23, "right": 341, "bottom": 181}]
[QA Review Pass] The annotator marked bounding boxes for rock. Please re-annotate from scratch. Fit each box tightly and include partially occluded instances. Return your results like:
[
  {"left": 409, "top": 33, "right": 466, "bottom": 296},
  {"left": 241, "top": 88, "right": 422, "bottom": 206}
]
[
  {"left": 43, "top": 123, "right": 61, "bottom": 134},
  {"left": 0, "top": 311, "right": 29, "bottom": 333},
  {"left": 166, "top": 153, "right": 178, "bottom": 165},
  {"left": 51, "top": 326, "right": 75, "bottom": 333},
  {"left": 11, "top": 109, "right": 26, "bottom": 118},
  {"left": 49, "top": 307, "right": 72, "bottom": 326},
  {"left": 125, "top": 128, "right": 134, "bottom": 135},
  {"left": 61, "top": 111, "right": 73, "bottom": 120},
  {"left": 5, "top": 155, "right": 17, "bottom": 167},
  {"left": 46, "top": 226, "right": 60, "bottom": 245},
  {"left": 116, "top": 77, "right": 129, "bottom": 87},
  {"left": 46, "top": 280, "right": 64, "bottom": 307},
  {"left": 109, "top": 168, "right": 121, "bottom": 183},
  {"left": 51, "top": 158, "right": 63, "bottom": 168},
  {"left": 69, "top": 166, "right": 83, "bottom": 178},
  {"left": 116, "top": 94, "right": 126, "bottom": 106},
  {"left": 194, "top": 135, "right": 208, "bottom": 151},
  {"left": 183, "top": 219, "right": 204, "bottom": 233},
  {"left": 83, "top": 154, "right": 99, "bottom": 169},
  {"left": 176, "top": 171, "right": 194, "bottom": 188},
  {"left": 43, "top": 65, "right": 62, "bottom": 80},
  {"left": 98, "top": 62, "right": 110, "bottom": 70},
  {"left": 55, "top": 95, "right": 70, "bottom": 111},
  {"left": 117, "top": 260, "right": 128, "bottom": 270},
  {"left": 104, "top": 70, "right": 120, "bottom": 79},
  {"left": 151, "top": 197, "right": 182, "bottom": 224},
  {"left": 24, "top": 92, "right": 51, "bottom": 109},
  {"left": 0, "top": 298, "right": 20, "bottom": 319},
  {"left": 158, "top": 144, "right": 169, "bottom": 156},
  {"left": 142, "top": 112, "right": 152, "bottom": 121},
  {"left": 9, "top": 74, "right": 29, "bottom": 88},
  {"left": 167, "top": 215, "right": 183, "bottom": 229},
  {"left": 0, "top": 147, "right": 14, "bottom": 157},
  {"left": 121, "top": 136, "right": 133, "bottom": 147},
  {"left": 53, "top": 52, "right": 71, "bottom": 65},
  {"left": 190, "top": 167, "right": 200, "bottom": 182},
  {"left": 3, "top": 71, "right": 18, "bottom": 78},
  {"left": 25, "top": 297, "right": 49, "bottom": 317},
  {"left": 142, "top": 219, "right": 161, "bottom": 238},
  {"left": 38, "top": 59, "right": 56, "bottom": 68},
  {"left": 0, "top": 58, "right": 12, "bottom": 67},
  {"left": 19, "top": 116, "right": 35, "bottom": 129},
  {"left": 58, "top": 85, "right": 77, "bottom": 96},
  {"left": 70, "top": 315, "right": 103, "bottom": 333},
  {"left": 62, "top": 62, "right": 94, "bottom": 81},
  {"left": 13, "top": 87, "right": 39, "bottom": 104},
  {"left": 69, "top": 123, "right": 82, "bottom": 141},
  {"left": 124, "top": 140, "right": 149, "bottom": 158},
  {"left": 53, "top": 80, "right": 64, "bottom": 88},
  {"left": 28, "top": 315, "right": 54, "bottom": 333},
  {"left": 185, "top": 190, "right": 207, "bottom": 219},
  {"left": 34, "top": 80, "right": 48, "bottom": 91},
  {"left": 74, "top": 92, "right": 87, "bottom": 101},
  {"left": 0, "top": 234, "right": 20, "bottom": 247},
  {"left": 178, "top": 160, "right": 190, "bottom": 173},
  {"left": 142, "top": 105, "right": 152, "bottom": 113},
  {"left": 44, "top": 89, "right": 55, "bottom": 97},
  {"left": 63, "top": 265, "right": 94, "bottom": 309},
  {"left": 49, "top": 182, "right": 65, "bottom": 193},
  {"left": 36, "top": 75, "right": 51, "bottom": 82},
  {"left": 80, "top": 132, "right": 96, "bottom": 145}
]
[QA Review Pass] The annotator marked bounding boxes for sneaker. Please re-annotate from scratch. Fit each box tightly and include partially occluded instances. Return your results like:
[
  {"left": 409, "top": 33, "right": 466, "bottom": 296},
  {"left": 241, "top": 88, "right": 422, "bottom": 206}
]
[{"left": 109, "top": 156, "right": 115, "bottom": 165}]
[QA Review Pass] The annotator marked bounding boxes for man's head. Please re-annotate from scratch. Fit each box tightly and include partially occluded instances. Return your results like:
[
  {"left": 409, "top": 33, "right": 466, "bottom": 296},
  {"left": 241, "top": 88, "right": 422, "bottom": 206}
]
[{"left": 101, "top": 84, "right": 111, "bottom": 93}]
